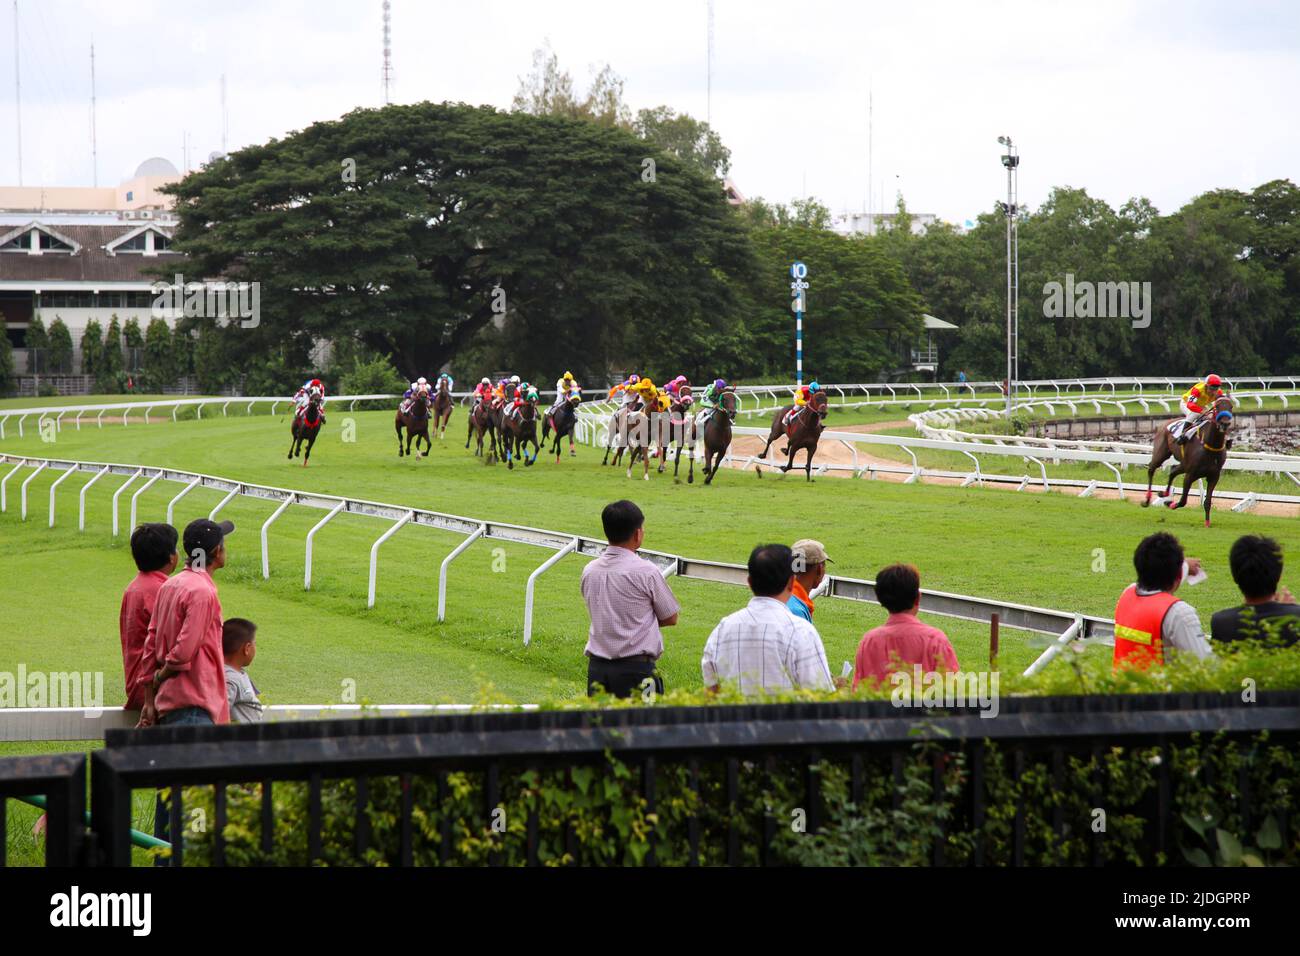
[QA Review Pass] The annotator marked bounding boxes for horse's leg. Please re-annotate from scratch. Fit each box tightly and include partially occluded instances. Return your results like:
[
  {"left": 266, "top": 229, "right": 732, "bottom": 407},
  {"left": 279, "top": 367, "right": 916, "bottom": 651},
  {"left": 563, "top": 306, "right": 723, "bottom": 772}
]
[
  {"left": 302, "top": 432, "right": 314, "bottom": 466},
  {"left": 805, "top": 444, "right": 816, "bottom": 482},
  {"left": 465, "top": 416, "right": 473, "bottom": 450},
  {"left": 1170, "top": 469, "right": 1194, "bottom": 510},
  {"left": 1163, "top": 462, "right": 1183, "bottom": 499},
  {"left": 1203, "top": 472, "right": 1220, "bottom": 527},
  {"left": 288, "top": 427, "right": 298, "bottom": 460}
]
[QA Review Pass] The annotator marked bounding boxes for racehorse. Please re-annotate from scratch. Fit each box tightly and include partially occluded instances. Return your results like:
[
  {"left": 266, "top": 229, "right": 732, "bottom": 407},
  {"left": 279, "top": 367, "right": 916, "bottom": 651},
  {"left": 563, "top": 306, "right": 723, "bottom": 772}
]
[
  {"left": 498, "top": 396, "right": 540, "bottom": 469},
  {"left": 621, "top": 396, "right": 664, "bottom": 481},
  {"left": 466, "top": 397, "right": 497, "bottom": 461},
  {"left": 395, "top": 390, "right": 433, "bottom": 458},
  {"left": 1142, "top": 394, "right": 1234, "bottom": 527},
  {"left": 668, "top": 386, "right": 699, "bottom": 482},
  {"left": 756, "top": 388, "right": 829, "bottom": 481},
  {"left": 700, "top": 388, "right": 736, "bottom": 486},
  {"left": 602, "top": 395, "right": 644, "bottom": 468},
  {"left": 542, "top": 393, "right": 583, "bottom": 461},
  {"left": 288, "top": 390, "right": 324, "bottom": 466},
  {"left": 432, "top": 378, "right": 454, "bottom": 439}
]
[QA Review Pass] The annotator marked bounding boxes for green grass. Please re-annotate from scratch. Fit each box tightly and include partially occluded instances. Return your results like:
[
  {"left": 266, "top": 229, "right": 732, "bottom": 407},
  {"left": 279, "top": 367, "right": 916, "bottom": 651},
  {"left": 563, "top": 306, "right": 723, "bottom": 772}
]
[{"left": 3, "top": 405, "right": 1298, "bottom": 698}]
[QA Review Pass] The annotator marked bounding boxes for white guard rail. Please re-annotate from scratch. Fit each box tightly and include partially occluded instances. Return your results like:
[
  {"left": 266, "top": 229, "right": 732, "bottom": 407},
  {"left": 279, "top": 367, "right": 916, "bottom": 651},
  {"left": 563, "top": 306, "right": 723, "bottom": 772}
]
[{"left": 0, "top": 453, "right": 1113, "bottom": 661}]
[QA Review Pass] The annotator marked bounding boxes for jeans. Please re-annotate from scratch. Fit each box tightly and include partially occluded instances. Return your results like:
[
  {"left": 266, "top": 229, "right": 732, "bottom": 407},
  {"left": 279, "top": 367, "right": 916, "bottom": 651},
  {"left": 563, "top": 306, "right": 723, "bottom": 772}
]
[{"left": 159, "top": 706, "right": 214, "bottom": 726}]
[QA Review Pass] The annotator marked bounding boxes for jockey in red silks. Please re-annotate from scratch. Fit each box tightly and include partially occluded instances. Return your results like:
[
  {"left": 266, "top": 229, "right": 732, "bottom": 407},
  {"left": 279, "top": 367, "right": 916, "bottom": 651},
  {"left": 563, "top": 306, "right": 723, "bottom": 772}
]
[
  {"left": 1174, "top": 374, "right": 1229, "bottom": 444},
  {"left": 473, "top": 377, "right": 493, "bottom": 406},
  {"left": 294, "top": 378, "right": 326, "bottom": 424}
]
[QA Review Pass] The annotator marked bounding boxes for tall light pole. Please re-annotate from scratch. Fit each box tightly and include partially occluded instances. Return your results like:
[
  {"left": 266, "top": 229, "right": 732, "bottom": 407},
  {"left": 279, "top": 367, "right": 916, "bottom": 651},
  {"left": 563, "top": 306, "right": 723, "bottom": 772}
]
[{"left": 998, "top": 135, "right": 1019, "bottom": 413}]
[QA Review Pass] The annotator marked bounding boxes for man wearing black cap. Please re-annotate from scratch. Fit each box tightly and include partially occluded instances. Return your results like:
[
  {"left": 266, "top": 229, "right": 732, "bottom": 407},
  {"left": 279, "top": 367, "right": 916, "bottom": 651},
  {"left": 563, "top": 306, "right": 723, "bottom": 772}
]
[{"left": 137, "top": 518, "right": 235, "bottom": 727}]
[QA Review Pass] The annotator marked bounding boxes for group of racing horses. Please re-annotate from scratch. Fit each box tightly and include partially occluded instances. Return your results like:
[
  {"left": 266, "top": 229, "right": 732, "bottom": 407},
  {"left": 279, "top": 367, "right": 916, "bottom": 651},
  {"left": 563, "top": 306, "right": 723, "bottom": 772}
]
[{"left": 294, "top": 374, "right": 1236, "bottom": 521}]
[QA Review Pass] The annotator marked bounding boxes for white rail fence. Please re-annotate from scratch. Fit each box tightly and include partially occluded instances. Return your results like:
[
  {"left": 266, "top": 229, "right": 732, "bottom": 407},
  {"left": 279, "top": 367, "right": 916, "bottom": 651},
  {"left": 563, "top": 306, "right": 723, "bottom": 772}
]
[{"left": 0, "top": 452, "right": 1112, "bottom": 671}]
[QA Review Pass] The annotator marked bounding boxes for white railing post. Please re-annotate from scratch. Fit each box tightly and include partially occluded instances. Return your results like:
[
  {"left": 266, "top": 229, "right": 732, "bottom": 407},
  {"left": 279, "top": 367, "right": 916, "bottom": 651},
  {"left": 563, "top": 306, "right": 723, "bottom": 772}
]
[
  {"left": 79, "top": 464, "right": 111, "bottom": 531},
  {"left": 166, "top": 475, "right": 203, "bottom": 525},
  {"left": 1022, "top": 615, "right": 1084, "bottom": 677},
  {"left": 209, "top": 484, "right": 242, "bottom": 519},
  {"left": 523, "top": 537, "right": 580, "bottom": 646},
  {"left": 367, "top": 511, "right": 414, "bottom": 608},
  {"left": 129, "top": 472, "right": 163, "bottom": 531},
  {"left": 111, "top": 468, "right": 144, "bottom": 536},
  {"left": 438, "top": 524, "right": 486, "bottom": 622},
  {"left": 260, "top": 494, "right": 296, "bottom": 579},
  {"left": 48, "top": 464, "right": 75, "bottom": 527},
  {"left": 304, "top": 500, "right": 347, "bottom": 590},
  {"left": 1, "top": 458, "right": 26, "bottom": 512},
  {"left": 20, "top": 461, "right": 48, "bottom": 520}
]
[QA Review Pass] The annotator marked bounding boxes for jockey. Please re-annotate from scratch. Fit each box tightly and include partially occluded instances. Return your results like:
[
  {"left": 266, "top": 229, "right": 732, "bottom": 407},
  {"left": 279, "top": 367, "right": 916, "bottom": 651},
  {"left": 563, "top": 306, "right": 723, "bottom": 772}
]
[
  {"left": 508, "top": 384, "right": 539, "bottom": 421},
  {"left": 610, "top": 373, "right": 641, "bottom": 406},
  {"left": 664, "top": 375, "right": 689, "bottom": 399},
  {"left": 437, "top": 371, "right": 454, "bottom": 391},
  {"left": 1175, "top": 374, "right": 1228, "bottom": 444},
  {"left": 784, "top": 380, "right": 820, "bottom": 426},
  {"left": 549, "top": 371, "right": 581, "bottom": 414},
  {"left": 294, "top": 377, "right": 326, "bottom": 424},
  {"left": 696, "top": 378, "right": 728, "bottom": 427},
  {"left": 632, "top": 376, "right": 658, "bottom": 409},
  {"left": 473, "top": 377, "right": 492, "bottom": 406}
]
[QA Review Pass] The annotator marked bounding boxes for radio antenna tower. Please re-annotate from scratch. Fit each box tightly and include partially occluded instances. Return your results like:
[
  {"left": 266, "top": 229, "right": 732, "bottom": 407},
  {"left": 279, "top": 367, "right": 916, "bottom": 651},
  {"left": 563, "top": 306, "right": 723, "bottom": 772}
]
[
  {"left": 706, "top": 0, "right": 714, "bottom": 126},
  {"left": 221, "top": 73, "right": 228, "bottom": 154},
  {"left": 381, "top": 0, "right": 393, "bottom": 105},
  {"left": 90, "top": 42, "right": 98, "bottom": 186}
]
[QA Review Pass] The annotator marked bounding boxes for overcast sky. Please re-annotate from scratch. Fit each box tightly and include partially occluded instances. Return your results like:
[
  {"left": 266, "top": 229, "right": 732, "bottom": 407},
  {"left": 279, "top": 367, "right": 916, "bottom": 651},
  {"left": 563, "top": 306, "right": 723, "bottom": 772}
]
[{"left": 2, "top": 0, "right": 1297, "bottom": 223}]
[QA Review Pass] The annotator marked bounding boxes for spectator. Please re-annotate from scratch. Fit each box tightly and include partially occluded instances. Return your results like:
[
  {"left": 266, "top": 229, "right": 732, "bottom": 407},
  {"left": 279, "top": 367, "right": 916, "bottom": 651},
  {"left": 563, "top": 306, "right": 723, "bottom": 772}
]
[
  {"left": 580, "top": 500, "right": 680, "bottom": 698},
  {"left": 1113, "top": 532, "right": 1212, "bottom": 670},
  {"left": 1211, "top": 535, "right": 1300, "bottom": 648},
  {"left": 137, "top": 519, "right": 235, "bottom": 727},
  {"left": 223, "top": 618, "right": 265, "bottom": 723},
  {"left": 119, "top": 523, "right": 178, "bottom": 711},
  {"left": 702, "top": 544, "right": 835, "bottom": 695},
  {"left": 853, "top": 563, "right": 958, "bottom": 689},
  {"left": 787, "top": 538, "right": 832, "bottom": 624}
]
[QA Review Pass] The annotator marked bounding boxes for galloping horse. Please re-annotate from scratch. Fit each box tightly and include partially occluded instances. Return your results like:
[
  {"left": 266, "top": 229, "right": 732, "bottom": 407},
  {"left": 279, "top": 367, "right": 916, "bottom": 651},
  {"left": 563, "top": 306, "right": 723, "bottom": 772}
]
[
  {"left": 668, "top": 386, "right": 699, "bottom": 482},
  {"left": 621, "top": 397, "right": 664, "bottom": 481},
  {"left": 498, "top": 396, "right": 540, "bottom": 469},
  {"left": 700, "top": 388, "right": 736, "bottom": 486},
  {"left": 602, "top": 395, "right": 644, "bottom": 468},
  {"left": 1142, "top": 394, "right": 1234, "bottom": 527},
  {"left": 395, "top": 390, "right": 433, "bottom": 458},
  {"left": 756, "top": 388, "right": 829, "bottom": 481},
  {"left": 466, "top": 397, "right": 496, "bottom": 461},
  {"left": 432, "top": 378, "right": 454, "bottom": 439},
  {"left": 288, "top": 390, "right": 324, "bottom": 466},
  {"left": 542, "top": 393, "right": 583, "bottom": 461}
]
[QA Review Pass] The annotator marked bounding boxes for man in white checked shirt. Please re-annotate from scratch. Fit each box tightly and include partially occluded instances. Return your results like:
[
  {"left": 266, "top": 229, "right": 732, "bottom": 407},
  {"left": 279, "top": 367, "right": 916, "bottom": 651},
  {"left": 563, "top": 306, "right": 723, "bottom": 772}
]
[{"left": 702, "top": 544, "right": 836, "bottom": 695}]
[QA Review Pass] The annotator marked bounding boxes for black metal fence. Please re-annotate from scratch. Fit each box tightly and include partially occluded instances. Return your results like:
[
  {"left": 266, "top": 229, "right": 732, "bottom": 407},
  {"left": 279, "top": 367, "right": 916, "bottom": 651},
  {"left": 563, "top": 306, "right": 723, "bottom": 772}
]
[
  {"left": 4, "top": 691, "right": 1299, "bottom": 866},
  {"left": 0, "top": 753, "right": 86, "bottom": 866}
]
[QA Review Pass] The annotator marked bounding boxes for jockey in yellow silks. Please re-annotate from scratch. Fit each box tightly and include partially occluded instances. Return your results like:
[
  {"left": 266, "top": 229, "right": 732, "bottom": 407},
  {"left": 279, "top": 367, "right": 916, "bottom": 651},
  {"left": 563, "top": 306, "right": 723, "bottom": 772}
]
[{"left": 1175, "top": 374, "right": 1227, "bottom": 444}]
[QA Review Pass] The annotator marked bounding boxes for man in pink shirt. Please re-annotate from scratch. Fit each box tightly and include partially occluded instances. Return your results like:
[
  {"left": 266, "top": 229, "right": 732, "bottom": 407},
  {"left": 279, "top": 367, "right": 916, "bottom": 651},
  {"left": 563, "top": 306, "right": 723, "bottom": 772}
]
[
  {"left": 119, "top": 523, "right": 178, "bottom": 710},
  {"left": 853, "top": 563, "right": 959, "bottom": 689},
  {"left": 137, "top": 518, "right": 234, "bottom": 727},
  {"left": 580, "top": 500, "right": 680, "bottom": 698}
]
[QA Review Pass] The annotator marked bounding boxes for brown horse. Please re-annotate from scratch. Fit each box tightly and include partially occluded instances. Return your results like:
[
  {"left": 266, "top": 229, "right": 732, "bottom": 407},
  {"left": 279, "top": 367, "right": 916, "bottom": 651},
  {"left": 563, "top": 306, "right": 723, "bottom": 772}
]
[
  {"left": 465, "top": 397, "right": 496, "bottom": 460},
  {"left": 602, "top": 395, "right": 644, "bottom": 468},
  {"left": 498, "top": 396, "right": 540, "bottom": 469},
  {"left": 756, "top": 389, "right": 829, "bottom": 481},
  {"left": 668, "top": 386, "right": 699, "bottom": 482},
  {"left": 288, "top": 391, "right": 324, "bottom": 466},
  {"left": 395, "top": 390, "right": 433, "bottom": 458},
  {"left": 700, "top": 388, "right": 736, "bottom": 486},
  {"left": 1142, "top": 395, "right": 1234, "bottom": 526},
  {"left": 542, "top": 393, "right": 582, "bottom": 461},
  {"left": 433, "top": 378, "right": 454, "bottom": 439},
  {"left": 621, "top": 396, "right": 665, "bottom": 481}
]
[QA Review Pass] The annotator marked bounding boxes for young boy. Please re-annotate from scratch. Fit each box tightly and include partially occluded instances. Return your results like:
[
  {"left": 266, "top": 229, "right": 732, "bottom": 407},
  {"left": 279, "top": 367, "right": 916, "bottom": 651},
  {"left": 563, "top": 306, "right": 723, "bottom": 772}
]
[
  {"left": 223, "top": 618, "right": 264, "bottom": 723},
  {"left": 120, "top": 523, "right": 179, "bottom": 711}
]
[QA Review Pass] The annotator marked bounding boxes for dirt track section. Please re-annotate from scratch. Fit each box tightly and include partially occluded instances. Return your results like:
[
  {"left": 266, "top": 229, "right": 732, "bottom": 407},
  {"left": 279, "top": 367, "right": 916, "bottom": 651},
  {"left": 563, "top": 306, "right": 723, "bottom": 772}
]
[{"left": 723, "top": 423, "right": 1300, "bottom": 518}]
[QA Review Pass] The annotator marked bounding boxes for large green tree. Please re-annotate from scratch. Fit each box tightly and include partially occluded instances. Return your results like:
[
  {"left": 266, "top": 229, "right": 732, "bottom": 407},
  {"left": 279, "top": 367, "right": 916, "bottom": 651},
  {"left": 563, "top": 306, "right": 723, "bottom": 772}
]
[{"left": 162, "top": 102, "right": 757, "bottom": 385}]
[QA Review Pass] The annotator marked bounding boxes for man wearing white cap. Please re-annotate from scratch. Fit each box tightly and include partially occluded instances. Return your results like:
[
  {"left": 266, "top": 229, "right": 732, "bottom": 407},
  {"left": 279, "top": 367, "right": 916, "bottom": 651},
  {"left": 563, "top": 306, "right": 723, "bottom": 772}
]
[{"left": 788, "top": 539, "right": 832, "bottom": 624}]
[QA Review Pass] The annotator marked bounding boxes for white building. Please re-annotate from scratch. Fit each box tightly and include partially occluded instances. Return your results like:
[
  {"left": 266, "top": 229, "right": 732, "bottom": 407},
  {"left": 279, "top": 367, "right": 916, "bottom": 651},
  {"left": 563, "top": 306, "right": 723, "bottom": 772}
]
[{"left": 831, "top": 210, "right": 940, "bottom": 237}]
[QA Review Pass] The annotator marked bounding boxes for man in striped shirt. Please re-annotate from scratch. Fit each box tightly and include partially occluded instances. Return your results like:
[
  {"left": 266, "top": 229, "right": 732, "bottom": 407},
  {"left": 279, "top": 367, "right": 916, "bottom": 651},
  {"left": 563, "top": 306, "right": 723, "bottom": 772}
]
[{"left": 702, "top": 544, "right": 835, "bottom": 695}]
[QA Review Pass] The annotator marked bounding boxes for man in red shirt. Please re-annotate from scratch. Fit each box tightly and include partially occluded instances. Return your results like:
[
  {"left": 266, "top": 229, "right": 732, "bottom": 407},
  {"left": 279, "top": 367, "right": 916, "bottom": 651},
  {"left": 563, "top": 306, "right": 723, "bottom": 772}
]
[
  {"left": 853, "top": 563, "right": 959, "bottom": 689},
  {"left": 137, "top": 518, "right": 235, "bottom": 727},
  {"left": 119, "top": 523, "right": 179, "bottom": 710}
]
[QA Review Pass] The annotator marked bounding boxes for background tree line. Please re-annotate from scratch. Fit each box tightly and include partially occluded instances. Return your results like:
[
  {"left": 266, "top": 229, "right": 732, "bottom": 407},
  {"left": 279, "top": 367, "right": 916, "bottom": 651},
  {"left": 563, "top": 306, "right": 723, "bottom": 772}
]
[{"left": 142, "top": 47, "right": 1297, "bottom": 396}]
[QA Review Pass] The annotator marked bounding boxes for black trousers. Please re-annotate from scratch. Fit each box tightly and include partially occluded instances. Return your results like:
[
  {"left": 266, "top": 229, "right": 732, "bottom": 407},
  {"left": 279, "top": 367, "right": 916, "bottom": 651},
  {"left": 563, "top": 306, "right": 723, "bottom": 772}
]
[{"left": 587, "top": 655, "right": 664, "bottom": 699}]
